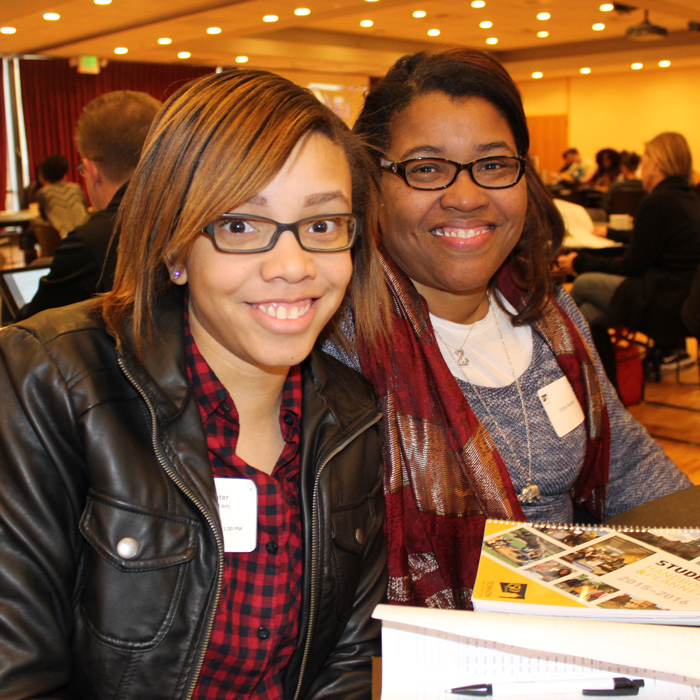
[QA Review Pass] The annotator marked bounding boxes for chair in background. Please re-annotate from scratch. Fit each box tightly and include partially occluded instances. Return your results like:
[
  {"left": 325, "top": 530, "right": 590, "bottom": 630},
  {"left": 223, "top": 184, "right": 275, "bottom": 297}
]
[
  {"left": 605, "top": 188, "right": 646, "bottom": 218},
  {"left": 32, "top": 222, "right": 61, "bottom": 258}
]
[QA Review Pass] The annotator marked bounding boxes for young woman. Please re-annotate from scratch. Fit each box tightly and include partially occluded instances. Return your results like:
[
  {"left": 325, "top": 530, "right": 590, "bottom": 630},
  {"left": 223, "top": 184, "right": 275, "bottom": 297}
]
[
  {"left": 0, "top": 69, "right": 388, "bottom": 699},
  {"left": 333, "top": 48, "right": 691, "bottom": 610}
]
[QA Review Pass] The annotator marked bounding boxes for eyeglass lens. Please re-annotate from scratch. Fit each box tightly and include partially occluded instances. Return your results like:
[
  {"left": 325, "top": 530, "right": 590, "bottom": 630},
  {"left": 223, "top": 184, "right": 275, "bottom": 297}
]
[
  {"left": 209, "top": 214, "right": 357, "bottom": 252},
  {"left": 404, "top": 156, "right": 522, "bottom": 189}
]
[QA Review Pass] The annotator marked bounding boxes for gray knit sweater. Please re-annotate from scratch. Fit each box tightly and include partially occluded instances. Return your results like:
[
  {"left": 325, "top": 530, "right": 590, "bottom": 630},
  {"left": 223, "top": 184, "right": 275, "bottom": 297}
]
[{"left": 326, "top": 287, "right": 691, "bottom": 523}]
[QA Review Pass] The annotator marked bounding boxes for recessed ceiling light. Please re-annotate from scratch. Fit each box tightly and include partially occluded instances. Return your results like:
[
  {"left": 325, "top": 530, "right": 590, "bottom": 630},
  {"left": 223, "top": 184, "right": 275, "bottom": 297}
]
[
  {"left": 158, "top": 37, "right": 172, "bottom": 45},
  {"left": 178, "top": 51, "right": 192, "bottom": 59},
  {"left": 480, "top": 21, "right": 493, "bottom": 29},
  {"left": 114, "top": 47, "right": 128, "bottom": 55},
  {"left": 427, "top": 28, "right": 441, "bottom": 36},
  {"left": 592, "top": 23, "right": 605, "bottom": 31},
  {"left": 94, "top": 0, "right": 111, "bottom": 4},
  {"left": 1, "top": 26, "right": 17, "bottom": 34},
  {"left": 631, "top": 62, "right": 643, "bottom": 70},
  {"left": 366, "top": 0, "right": 379, "bottom": 2},
  {"left": 599, "top": 3, "right": 614, "bottom": 10},
  {"left": 294, "top": 8, "right": 311, "bottom": 15},
  {"left": 658, "top": 60, "right": 671, "bottom": 67},
  {"left": 43, "top": 13, "right": 60, "bottom": 21},
  {"left": 471, "top": 1, "right": 486, "bottom": 7},
  {"left": 532, "top": 71, "right": 544, "bottom": 79},
  {"left": 537, "top": 12, "right": 550, "bottom": 20},
  {"left": 413, "top": 10, "right": 427, "bottom": 18},
  {"left": 360, "top": 19, "right": 373, "bottom": 27},
  {"left": 537, "top": 30, "right": 549, "bottom": 38},
  {"left": 236, "top": 55, "right": 249, "bottom": 63},
  {"left": 206, "top": 27, "right": 222, "bottom": 34},
  {"left": 580, "top": 67, "right": 592, "bottom": 74},
  {"left": 263, "top": 14, "right": 279, "bottom": 22},
  {"left": 486, "top": 37, "right": 498, "bottom": 45}
]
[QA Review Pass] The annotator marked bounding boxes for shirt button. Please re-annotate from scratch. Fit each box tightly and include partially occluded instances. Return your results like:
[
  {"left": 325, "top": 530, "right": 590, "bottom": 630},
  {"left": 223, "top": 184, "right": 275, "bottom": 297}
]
[
  {"left": 116, "top": 537, "right": 140, "bottom": 559},
  {"left": 266, "top": 540, "right": 278, "bottom": 554},
  {"left": 257, "top": 626, "right": 271, "bottom": 640},
  {"left": 283, "top": 414, "right": 293, "bottom": 426}
]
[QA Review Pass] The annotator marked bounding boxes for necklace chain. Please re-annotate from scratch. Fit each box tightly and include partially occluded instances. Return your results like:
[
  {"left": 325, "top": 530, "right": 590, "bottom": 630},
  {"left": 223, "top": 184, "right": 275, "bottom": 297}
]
[
  {"left": 432, "top": 296, "right": 488, "bottom": 367},
  {"left": 434, "top": 292, "right": 540, "bottom": 504}
]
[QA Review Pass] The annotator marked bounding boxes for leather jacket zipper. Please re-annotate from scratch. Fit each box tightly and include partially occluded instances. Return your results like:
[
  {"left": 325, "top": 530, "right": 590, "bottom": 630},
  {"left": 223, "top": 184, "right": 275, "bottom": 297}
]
[
  {"left": 292, "top": 409, "right": 382, "bottom": 700},
  {"left": 118, "top": 357, "right": 224, "bottom": 700}
]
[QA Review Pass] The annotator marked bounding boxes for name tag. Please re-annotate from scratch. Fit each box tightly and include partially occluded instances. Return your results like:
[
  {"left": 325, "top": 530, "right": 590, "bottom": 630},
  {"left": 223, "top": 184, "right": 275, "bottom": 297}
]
[
  {"left": 537, "top": 376, "right": 585, "bottom": 437},
  {"left": 214, "top": 478, "right": 257, "bottom": 552}
]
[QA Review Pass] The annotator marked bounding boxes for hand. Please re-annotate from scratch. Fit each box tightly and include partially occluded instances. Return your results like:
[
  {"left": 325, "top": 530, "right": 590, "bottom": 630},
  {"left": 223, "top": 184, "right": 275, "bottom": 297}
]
[{"left": 557, "top": 252, "right": 578, "bottom": 276}]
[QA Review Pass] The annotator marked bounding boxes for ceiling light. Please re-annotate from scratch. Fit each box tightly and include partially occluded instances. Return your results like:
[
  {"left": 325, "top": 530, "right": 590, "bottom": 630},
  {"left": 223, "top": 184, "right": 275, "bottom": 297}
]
[
  {"left": 580, "top": 67, "right": 592, "bottom": 74},
  {"left": 599, "top": 3, "right": 614, "bottom": 10},
  {"left": 658, "top": 60, "right": 671, "bottom": 67},
  {"left": 263, "top": 14, "right": 279, "bottom": 22},
  {"left": 532, "top": 71, "right": 543, "bottom": 79},
  {"left": 537, "top": 12, "right": 550, "bottom": 20},
  {"left": 480, "top": 21, "right": 493, "bottom": 29},
  {"left": 1, "top": 26, "right": 17, "bottom": 34},
  {"left": 158, "top": 37, "right": 172, "bottom": 45},
  {"left": 485, "top": 37, "right": 498, "bottom": 44},
  {"left": 626, "top": 10, "right": 668, "bottom": 41},
  {"left": 631, "top": 62, "right": 643, "bottom": 70},
  {"left": 236, "top": 55, "right": 249, "bottom": 63},
  {"left": 207, "top": 27, "right": 222, "bottom": 34},
  {"left": 43, "top": 13, "right": 60, "bottom": 20},
  {"left": 413, "top": 10, "right": 426, "bottom": 18},
  {"left": 427, "top": 28, "right": 440, "bottom": 36},
  {"left": 360, "top": 19, "right": 373, "bottom": 27},
  {"left": 114, "top": 47, "right": 128, "bottom": 55},
  {"left": 94, "top": 0, "right": 111, "bottom": 4},
  {"left": 537, "top": 30, "right": 549, "bottom": 38},
  {"left": 178, "top": 51, "right": 192, "bottom": 59},
  {"left": 294, "top": 8, "right": 311, "bottom": 15},
  {"left": 365, "top": 0, "right": 379, "bottom": 2},
  {"left": 592, "top": 23, "right": 605, "bottom": 31},
  {"left": 471, "top": 1, "right": 486, "bottom": 7}
]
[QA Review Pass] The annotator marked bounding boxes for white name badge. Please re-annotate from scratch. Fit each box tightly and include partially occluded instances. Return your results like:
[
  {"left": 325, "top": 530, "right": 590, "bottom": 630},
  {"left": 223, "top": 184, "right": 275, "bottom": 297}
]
[
  {"left": 214, "top": 477, "right": 257, "bottom": 552},
  {"left": 537, "top": 376, "right": 585, "bottom": 437}
]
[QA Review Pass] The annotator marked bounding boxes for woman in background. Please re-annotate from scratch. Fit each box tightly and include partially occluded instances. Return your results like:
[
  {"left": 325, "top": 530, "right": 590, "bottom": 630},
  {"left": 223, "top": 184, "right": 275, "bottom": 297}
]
[
  {"left": 0, "top": 69, "right": 387, "bottom": 699},
  {"left": 331, "top": 48, "right": 691, "bottom": 610}
]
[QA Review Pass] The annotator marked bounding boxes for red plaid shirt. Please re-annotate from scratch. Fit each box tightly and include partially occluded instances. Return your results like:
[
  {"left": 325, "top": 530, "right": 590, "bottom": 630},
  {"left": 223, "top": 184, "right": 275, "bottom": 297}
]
[{"left": 185, "top": 314, "right": 304, "bottom": 700}]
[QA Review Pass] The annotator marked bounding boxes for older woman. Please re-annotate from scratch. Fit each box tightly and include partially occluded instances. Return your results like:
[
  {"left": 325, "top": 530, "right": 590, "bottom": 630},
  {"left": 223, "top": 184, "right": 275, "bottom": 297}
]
[
  {"left": 561, "top": 132, "right": 700, "bottom": 378},
  {"left": 333, "top": 49, "right": 691, "bottom": 610},
  {"left": 0, "top": 70, "right": 388, "bottom": 699}
]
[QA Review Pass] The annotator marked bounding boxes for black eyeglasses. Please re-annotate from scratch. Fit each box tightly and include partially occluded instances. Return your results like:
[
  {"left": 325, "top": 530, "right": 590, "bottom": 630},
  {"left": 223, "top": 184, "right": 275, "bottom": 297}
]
[
  {"left": 380, "top": 155, "right": 526, "bottom": 191},
  {"left": 201, "top": 213, "right": 360, "bottom": 254}
]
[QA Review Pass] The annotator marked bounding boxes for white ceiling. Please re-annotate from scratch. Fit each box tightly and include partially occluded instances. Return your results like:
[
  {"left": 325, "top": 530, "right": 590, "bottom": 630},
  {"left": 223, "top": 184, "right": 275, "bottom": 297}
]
[{"left": 2, "top": 0, "right": 700, "bottom": 81}]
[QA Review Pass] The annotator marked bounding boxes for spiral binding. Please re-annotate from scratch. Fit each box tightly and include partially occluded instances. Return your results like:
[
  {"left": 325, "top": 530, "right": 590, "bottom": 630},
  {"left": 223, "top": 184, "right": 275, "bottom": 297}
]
[{"left": 487, "top": 518, "right": 697, "bottom": 535}]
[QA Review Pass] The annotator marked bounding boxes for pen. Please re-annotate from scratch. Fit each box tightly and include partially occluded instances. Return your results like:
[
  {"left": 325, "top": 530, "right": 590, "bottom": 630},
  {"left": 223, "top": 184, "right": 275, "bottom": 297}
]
[{"left": 449, "top": 676, "right": 645, "bottom": 696}]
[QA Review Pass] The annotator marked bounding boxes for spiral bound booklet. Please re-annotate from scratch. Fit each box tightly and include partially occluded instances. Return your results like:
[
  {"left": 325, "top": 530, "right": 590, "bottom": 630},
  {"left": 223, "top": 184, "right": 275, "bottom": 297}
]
[{"left": 472, "top": 519, "right": 700, "bottom": 625}]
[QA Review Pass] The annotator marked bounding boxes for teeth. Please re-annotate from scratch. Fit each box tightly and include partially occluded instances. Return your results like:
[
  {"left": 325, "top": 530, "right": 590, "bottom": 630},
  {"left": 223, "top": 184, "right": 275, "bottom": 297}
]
[
  {"left": 255, "top": 301, "right": 311, "bottom": 320},
  {"left": 432, "top": 227, "right": 489, "bottom": 239}
]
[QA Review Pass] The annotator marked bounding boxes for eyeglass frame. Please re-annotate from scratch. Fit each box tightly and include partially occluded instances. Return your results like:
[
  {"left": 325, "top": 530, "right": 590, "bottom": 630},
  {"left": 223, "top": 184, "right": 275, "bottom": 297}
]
[
  {"left": 200, "top": 213, "right": 361, "bottom": 254},
  {"left": 379, "top": 155, "right": 527, "bottom": 191}
]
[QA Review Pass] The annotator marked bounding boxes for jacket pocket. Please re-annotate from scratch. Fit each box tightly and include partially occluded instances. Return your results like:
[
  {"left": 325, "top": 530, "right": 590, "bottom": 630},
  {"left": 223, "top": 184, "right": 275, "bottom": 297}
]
[
  {"left": 329, "top": 480, "right": 382, "bottom": 622},
  {"left": 78, "top": 490, "right": 199, "bottom": 649}
]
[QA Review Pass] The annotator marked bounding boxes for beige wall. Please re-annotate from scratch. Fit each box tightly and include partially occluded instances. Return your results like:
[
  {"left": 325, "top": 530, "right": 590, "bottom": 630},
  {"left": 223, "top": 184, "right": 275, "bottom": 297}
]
[{"left": 518, "top": 65, "right": 700, "bottom": 179}]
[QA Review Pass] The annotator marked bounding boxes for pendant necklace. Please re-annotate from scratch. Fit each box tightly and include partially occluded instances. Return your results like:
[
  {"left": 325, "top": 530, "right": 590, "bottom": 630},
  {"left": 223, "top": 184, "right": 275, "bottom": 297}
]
[
  {"left": 433, "top": 296, "right": 488, "bottom": 367},
  {"left": 443, "top": 292, "right": 541, "bottom": 505}
]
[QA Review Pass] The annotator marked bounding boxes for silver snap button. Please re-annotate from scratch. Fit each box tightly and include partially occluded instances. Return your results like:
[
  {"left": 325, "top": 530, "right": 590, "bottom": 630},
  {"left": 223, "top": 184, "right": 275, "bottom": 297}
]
[
  {"left": 116, "top": 537, "right": 140, "bottom": 559},
  {"left": 355, "top": 528, "right": 365, "bottom": 546}
]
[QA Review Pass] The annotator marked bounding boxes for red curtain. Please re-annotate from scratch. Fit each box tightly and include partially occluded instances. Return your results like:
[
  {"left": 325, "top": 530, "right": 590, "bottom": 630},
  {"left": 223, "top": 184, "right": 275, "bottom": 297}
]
[{"left": 19, "top": 58, "right": 214, "bottom": 192}]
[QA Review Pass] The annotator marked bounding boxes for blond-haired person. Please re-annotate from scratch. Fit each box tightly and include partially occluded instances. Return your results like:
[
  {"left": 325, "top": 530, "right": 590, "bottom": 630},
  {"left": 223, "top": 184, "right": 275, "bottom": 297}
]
[
  {"left": 560, "top": 132, "right": 700, "bottom": 379},
  {"left": 0, "top": 70, "right": 388, "bottom": 699}
]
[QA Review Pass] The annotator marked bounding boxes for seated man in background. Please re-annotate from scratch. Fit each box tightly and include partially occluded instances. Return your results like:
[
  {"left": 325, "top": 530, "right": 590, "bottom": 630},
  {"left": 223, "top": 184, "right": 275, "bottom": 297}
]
[
  {"left": 558, "top": 147, "right": 596, "bottom": 183},
  {"left": 17, "top": 90, "right": 161, "bottom": 320}
]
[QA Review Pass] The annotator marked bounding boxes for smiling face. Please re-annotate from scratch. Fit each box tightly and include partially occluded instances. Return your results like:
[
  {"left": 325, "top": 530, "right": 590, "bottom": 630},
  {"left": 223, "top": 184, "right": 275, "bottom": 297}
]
[
  {"left": 175, "top": 132, "right": 353, "bottom": 376},
  {"left": 379, "top": 92, "right": 528, "bottom": 323}
]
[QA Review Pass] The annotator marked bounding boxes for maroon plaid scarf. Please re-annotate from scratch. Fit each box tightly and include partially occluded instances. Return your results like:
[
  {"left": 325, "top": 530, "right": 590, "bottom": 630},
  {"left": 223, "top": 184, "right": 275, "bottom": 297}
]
[{"left": 358, "top": 249, "right": 610, "bottom": 608}]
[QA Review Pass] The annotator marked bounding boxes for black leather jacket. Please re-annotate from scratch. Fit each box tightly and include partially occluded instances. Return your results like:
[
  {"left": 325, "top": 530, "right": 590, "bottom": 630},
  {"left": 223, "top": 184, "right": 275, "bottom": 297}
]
[{"left": 0, "top": 288, "right": 386, "bottom": 700}]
